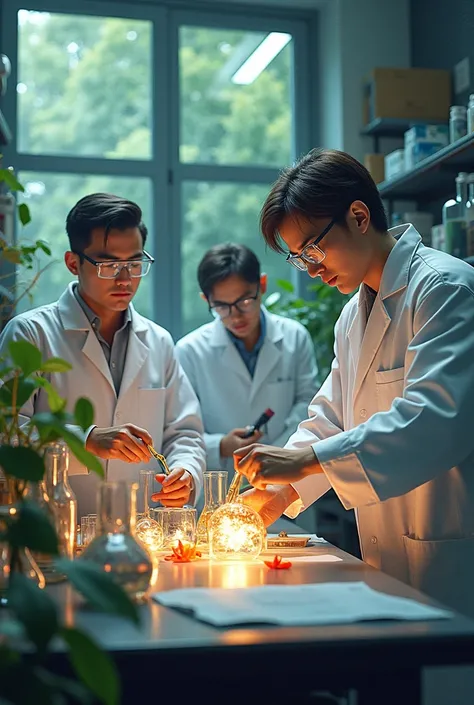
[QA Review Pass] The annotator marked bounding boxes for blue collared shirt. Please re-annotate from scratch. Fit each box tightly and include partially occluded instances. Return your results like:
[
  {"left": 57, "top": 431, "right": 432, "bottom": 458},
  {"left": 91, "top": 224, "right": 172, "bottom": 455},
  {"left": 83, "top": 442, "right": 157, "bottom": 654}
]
[{"left": 227, "top": 311, "right": 266, "bottom": 378}]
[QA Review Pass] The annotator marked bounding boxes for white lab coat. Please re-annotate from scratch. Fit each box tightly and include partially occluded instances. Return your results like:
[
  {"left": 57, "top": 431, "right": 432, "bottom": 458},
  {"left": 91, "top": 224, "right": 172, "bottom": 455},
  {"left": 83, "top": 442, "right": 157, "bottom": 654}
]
[
  {"left": 287, "top": 224, "right": 474, "bottom": 620},
  {"left": 176, "top": 309, "right": 318, "bottom": 477},
  {"left": 0, "top": 284, "right": 205, "bottom": 518}
]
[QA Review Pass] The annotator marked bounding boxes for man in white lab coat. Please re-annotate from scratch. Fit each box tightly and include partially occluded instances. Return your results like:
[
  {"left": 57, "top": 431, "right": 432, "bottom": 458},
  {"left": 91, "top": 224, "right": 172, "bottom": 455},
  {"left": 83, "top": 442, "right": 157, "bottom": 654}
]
[
  {"left": 176, "top": 243, "right": 318, "bottom": 494},
  {"left": 0, "top": 193, "right": 205, "bottom": 517},
  {"left": 235, "top": 149, "right": 474, "bottom": 626}
]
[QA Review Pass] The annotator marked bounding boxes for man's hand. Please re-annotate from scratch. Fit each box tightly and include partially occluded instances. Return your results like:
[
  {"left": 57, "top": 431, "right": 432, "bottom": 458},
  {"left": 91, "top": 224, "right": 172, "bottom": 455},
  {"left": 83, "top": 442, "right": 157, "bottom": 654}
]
[
  {"left": 220, "top": 428, "right": 262, "bottom": 458},
  {"left": 151, "top": 468, "right": 194, "bottom": 507},
  {"left": 234, "top": 444, "right": 321, "bottom": 489},
  {"left": 86, "top": 424, "right": 152, "bottom": 463},
  {"left": 239, "top": 485, "right": 299, "bottom": 527}
]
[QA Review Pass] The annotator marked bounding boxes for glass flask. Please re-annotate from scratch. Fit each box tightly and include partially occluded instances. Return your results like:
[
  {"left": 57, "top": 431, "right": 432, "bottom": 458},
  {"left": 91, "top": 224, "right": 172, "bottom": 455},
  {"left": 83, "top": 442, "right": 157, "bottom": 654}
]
[
  {"left": 80, "top": 481, "right": 156, "bottom": 603},
  {"left": 135, "top": 470, "right": 163, "bottom": 553},
  {"left": 44, "top": 441, "right": 77, "bottom": 559},
  {"left": 208, "top": 503, "right": 266, "bottom": 561},
  {"left": 24, "top": 479, "right": 66, "bottom": 583},
  {"left": 196, "top": 471, "right": 227, "bottom": 547},
  {"left": 0, "top": 506, "right": 46, "bottom": 606},
  {"left": 151, "top": 507, "right": 196, "bottom": 549}
]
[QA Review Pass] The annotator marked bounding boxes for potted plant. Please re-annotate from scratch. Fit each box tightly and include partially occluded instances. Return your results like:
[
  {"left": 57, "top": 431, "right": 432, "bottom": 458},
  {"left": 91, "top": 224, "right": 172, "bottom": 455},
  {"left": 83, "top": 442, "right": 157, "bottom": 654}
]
[{"left": 0, "top": 165, "right": 140, "bottom": 705}]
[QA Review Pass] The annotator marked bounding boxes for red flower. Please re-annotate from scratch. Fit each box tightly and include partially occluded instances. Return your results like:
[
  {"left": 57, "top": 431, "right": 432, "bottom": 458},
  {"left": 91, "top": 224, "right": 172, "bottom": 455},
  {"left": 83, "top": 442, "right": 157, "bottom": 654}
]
[
  {"left": 264, "top": 554, "right": 292, "bottom": 570},
  {"left": 164, "top": 540, "right": 202, "bottom": 563}
]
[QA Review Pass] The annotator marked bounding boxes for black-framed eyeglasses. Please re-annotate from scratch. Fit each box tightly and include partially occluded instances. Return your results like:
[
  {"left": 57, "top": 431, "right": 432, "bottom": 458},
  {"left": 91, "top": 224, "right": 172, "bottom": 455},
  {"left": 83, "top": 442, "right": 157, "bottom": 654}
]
[
  {"left": 286, "top": 218, "right": 336, "bottom": 271},
  {"left": 73, "top": 250, "right": 154, "bottom": 279},
  {"left": 208, "top": 284, "right": 260, "bottom": 320}
]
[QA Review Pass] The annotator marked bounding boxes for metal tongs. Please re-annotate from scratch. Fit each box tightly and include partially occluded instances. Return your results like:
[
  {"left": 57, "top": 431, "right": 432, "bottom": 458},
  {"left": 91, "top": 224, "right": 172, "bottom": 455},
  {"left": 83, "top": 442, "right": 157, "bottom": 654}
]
[
  {"left": 225, "top": 471, "right": 243, "bottom": 503},
  {"left": 147, "top": 444, "right": 171, "bottom": 476}
]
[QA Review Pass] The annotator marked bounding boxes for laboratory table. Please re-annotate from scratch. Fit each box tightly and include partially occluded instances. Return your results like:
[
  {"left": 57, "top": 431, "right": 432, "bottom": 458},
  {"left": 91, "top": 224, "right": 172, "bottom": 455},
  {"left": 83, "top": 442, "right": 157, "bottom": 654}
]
[{"left": 48, "top": 542, "right": 474, "bottom": 705}]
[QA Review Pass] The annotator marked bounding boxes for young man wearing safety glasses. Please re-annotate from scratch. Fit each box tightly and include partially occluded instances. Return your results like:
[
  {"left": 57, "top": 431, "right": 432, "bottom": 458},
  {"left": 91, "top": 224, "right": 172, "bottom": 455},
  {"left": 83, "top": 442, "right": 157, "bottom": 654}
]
[
  {"left": 235, "top": 148, "right": 474, "bottom": 632},
  {"left": 176, "top": 243, "right": 318, "bottom": 489},
  {"left": 0, "top": 193, "right": 205, "bottom": 518}
]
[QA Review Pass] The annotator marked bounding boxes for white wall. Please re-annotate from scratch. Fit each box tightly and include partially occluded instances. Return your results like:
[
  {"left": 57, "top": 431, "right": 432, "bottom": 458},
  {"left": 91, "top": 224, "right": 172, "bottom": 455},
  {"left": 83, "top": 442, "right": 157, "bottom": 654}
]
[{"left": 317, "top": 0, "right": 411, "bottom": 160}]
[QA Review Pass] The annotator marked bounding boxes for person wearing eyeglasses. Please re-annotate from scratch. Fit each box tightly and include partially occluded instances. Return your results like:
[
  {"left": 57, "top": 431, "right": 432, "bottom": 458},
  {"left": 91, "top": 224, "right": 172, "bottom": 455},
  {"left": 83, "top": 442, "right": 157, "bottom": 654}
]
[
  {"left": 175, "top": 243, "right": 318, "bottom": 490},
  {"left": 234, "top": 147, "right": 474, "bottom": 623},
  {"left": 0, "top": 193, "right": 205, "bottom": 517}
]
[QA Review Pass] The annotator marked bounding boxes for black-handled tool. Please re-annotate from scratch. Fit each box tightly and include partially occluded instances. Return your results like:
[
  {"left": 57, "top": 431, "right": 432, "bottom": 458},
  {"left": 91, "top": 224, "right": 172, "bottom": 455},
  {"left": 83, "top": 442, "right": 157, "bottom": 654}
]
[{"left": 242, "top": 408, "right": 275, "bottom": 438}]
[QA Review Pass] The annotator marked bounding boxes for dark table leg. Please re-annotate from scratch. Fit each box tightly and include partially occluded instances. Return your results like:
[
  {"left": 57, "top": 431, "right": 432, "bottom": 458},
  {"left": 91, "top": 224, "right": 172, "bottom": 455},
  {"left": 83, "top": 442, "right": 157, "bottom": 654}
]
[{"left": 356, "top": 668, "right": 421, "bottom": 705}]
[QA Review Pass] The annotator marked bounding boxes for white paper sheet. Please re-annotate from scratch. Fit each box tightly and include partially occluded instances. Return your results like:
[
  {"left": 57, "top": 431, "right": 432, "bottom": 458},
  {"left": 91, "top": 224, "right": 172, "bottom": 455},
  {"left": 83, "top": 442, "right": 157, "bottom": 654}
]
[
  {"left": 153, "top": 581, "right": 452, "bottom": 627},
  {"left": 274, "top": 555, "right": 342, "bottom": 563}
]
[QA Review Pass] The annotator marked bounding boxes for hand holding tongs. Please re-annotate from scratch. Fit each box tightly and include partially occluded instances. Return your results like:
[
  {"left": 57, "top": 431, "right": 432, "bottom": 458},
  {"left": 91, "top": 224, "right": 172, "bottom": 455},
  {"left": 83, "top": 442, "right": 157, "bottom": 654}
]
[{"left": 147, "top": 444, "right": 171, "bottom": 476}]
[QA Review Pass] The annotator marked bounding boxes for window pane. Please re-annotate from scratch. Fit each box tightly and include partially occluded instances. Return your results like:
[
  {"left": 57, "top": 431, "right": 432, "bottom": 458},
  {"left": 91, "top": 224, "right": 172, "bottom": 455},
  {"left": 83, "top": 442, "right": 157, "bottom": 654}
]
[
  {"left": 182, "top": 181, "right": 290, "bottom": 334},
  {"left": 17, "top": 173, "right": 153, "bottom": 318},
  {"left": 179, "top": 26, "right": 292, "bottom": 167},
  {"left": 17, "top": 10, "right": 152, "bottom": 159}
]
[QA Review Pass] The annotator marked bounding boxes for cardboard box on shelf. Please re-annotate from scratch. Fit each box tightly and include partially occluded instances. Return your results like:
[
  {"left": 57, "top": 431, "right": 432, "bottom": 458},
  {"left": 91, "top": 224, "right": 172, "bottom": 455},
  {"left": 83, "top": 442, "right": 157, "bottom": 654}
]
[
  {"left": 363, "top": 67, "right": 451, "bottom": 125},
  {"left": 364, "top": 153, "right": 385, "bottom": 184},
  {"left": 384, "top": 149, "right": 405, "bottom": 181}
]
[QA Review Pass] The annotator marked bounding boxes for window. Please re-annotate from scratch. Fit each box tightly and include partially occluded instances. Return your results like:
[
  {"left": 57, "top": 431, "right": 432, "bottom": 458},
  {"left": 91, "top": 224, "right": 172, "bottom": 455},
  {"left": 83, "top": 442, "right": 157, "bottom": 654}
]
[
  {"left": 17, "top": 10, "right": 152, "bottom": 158},
  {"left": 179, "top": 25, "right": 292, "bottom": 167},
  {"left": 3, "top": 2, "right": 312, "bottom": 337}
]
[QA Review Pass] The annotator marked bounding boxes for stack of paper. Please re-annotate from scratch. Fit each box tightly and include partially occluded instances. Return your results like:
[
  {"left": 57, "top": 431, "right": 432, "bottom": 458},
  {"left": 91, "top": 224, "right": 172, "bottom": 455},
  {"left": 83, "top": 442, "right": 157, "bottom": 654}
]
[{"left": 153, "top": 582, "right": 452, "bottom": 627}]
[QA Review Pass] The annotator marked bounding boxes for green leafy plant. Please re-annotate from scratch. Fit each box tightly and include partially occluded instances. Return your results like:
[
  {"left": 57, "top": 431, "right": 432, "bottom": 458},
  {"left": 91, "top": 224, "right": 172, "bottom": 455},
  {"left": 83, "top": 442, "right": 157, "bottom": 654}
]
[
  {"left": 265, "top": 279, "right": 352, "bottom": 385},
  {"left": 0, "top": 166, "right": 139, "bottom": 705},
  {"left": 0, "top": 159, "right": 54, "bottom": 319},
  {"left": 0, "top": 339, "right": 139, "bottom": 705}
]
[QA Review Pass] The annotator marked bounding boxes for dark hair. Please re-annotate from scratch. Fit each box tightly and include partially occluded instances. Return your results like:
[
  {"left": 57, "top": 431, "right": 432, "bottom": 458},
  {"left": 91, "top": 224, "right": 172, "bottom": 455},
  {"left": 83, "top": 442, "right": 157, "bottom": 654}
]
[
  {"left": 197, "top": 243, "right": 260, "bottom": 299},
  {"left": 260, "top": 148, "right": 388, "bottom": 252},
  {"left": 66, "top": 192, "right": 148, "bottom": 251}
]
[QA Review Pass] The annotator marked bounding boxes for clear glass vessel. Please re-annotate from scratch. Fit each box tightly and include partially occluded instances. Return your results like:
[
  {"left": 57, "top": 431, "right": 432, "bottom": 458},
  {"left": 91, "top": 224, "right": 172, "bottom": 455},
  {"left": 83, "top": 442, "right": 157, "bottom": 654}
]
[
  {"left": 196, "top": 471, "right": 227, "bottom": 546},
  {"left": 80, "top": 481, "right": 156, "bottom": 603},
  {"left": 208, "top": 502, "right": 266, "bottom": 561},
  {"left": 135, "top": 470, "right": 163, "bottom": 553},
  {"left": 44, "top": 441, "right": 77, "bottom": 559},
  {"left": 151, "top": 506, "right": 196, "bottom": 549}
]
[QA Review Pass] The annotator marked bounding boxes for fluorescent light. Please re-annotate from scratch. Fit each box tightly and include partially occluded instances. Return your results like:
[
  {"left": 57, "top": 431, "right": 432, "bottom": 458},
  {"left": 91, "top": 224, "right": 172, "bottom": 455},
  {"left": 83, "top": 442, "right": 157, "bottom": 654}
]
[{"left": 231, "top": 32, "right": 292, "bottom": 85}]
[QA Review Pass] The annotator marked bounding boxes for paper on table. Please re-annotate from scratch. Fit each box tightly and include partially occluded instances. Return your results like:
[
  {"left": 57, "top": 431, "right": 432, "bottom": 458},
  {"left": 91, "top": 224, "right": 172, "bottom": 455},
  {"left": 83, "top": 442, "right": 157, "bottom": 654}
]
[
  {"left": 153, "top": 582, "right": 452, "bottom": 627},
  {"left": 277, "top": 555, "right": 342, "bottom": 563}
]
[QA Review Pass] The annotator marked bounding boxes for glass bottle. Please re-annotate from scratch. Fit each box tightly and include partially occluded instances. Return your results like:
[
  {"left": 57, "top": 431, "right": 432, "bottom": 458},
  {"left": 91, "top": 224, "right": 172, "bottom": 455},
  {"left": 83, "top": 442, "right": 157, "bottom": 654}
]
[
  {"left": 196, "top": 471, "right": 227, "bottom": 546},
  {"left": 208, "top": 502, "right": 266, "bottom": 561},
  {"left": 449, "top": 105, "right": 467, "bottom": 143},
  {"left": 24, "top": 479, "right": 66, "bottom": 584},
  {"left": 135, "top": 470, "right": 163, "bottom": 553},
  {"left": 468, "top": 94, "right": 474, "bottom": 134},
  {"left": 0, "top": 506, "right": 45, "bottom": 606},
  {"left": 466, "top": 174, "right": 474, "bottom": 258},
  {"left": 80, "top": 481, "right": 156, "bottom": 603},
  {"left": 442, "top": 172, "right": 469, "bottom": 258},
  {"left": 44, "top": 441, "right": 77, "bottom": 559}
]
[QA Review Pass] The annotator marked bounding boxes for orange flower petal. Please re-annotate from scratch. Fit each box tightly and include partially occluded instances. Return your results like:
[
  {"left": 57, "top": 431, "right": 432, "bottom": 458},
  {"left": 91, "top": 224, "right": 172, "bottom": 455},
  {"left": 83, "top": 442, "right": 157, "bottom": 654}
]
[{"left": 264, "top": 554, "right": 292, "bottom": 570}]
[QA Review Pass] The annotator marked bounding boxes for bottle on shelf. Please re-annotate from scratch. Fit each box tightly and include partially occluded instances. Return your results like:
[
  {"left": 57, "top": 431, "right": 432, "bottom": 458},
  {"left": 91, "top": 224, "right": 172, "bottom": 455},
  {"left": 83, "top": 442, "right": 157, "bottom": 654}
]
[
  {"left": 465, "top": 173, "right": 474, "bottom": 258},
  {"left": 442, "top": 172, "right": 469, "bottom": 258},
  {"left": 468, "top": 95, "right": 474, "bottom": 134}
]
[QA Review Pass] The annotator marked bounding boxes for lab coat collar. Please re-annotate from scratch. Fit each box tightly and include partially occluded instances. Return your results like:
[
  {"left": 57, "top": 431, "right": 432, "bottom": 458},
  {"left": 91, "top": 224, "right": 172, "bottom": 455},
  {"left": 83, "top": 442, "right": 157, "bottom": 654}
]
[
  {"left": 58, "top": 282, "right": 148, "bottom": 334},
  {"left": 378, "top": 223, "right": 421, "bottom": 300},
  {"left": 57, "top": 283, "right": 150, "bottom": 398}
]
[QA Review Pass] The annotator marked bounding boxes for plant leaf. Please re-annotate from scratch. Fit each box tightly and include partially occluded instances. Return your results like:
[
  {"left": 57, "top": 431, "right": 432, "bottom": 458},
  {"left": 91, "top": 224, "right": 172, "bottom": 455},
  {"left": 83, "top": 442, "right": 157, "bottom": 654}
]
[
  {"left": 0, "top": 445, "right": 45, "bottom": 482},
  {"left": 7, "top": 571, "right": 58, "bottom": 652},
  {"left": 35, "top": 377, "right": 67, "bottom": 413},
  {"left": 1, "top": 247, "right": 22, "bottom": 264},
  {"left": 58, "top": 428, "right": 104, "bottom": 477},
  {"left": 276, "top": 278, "right": 295, "bottom": 293},
  {"left": 36, "top": 239, "right": 52, "bottom": 256},
  {"left": 60, "top": 627, "right": 120, "bottom": 705},
  {"left": 40, "top": 357, "right": 73, "bottom": 373},
  {"left": 18, "top": 202, "right": 31, "bottom": 226},
  {"left": 0, "top": 168, "right": 24, "bottom": 192},
  {"left": 56, "top": 559, "right": 139, "bottom": 625},
  {"left": 8, "top": 500, "right": 59, "bottom": 554},
  {"left": 35, "top": 668, "right": 94, "bottom": 705},
  {"left": 0, "top": 377, "right": 38, "bottom": 407},
  {"left": 7, "top": 340, "right": 42, "bottom": 376},
  {"left": 74, "top": 398, "right": 94, "bottom": 431}
]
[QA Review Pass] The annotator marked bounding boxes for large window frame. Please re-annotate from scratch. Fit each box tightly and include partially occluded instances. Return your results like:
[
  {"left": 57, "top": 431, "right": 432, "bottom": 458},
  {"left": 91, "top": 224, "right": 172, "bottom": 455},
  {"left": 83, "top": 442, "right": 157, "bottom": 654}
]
[{"left": 1, "top": 0, "right": 317, "bottom": 339}]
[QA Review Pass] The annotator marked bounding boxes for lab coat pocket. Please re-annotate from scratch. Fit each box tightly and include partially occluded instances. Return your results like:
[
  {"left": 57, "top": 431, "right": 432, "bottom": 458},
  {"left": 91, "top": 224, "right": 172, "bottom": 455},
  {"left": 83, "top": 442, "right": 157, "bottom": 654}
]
[
  {"left": 375, "top": 367, "right": 404, "bottom": 413},
  {"left": 137, "top": 387, "right": 166, "bottom": 441},
  {"left": 403, "top": 534, "right": 474, "bottom": 616}
]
